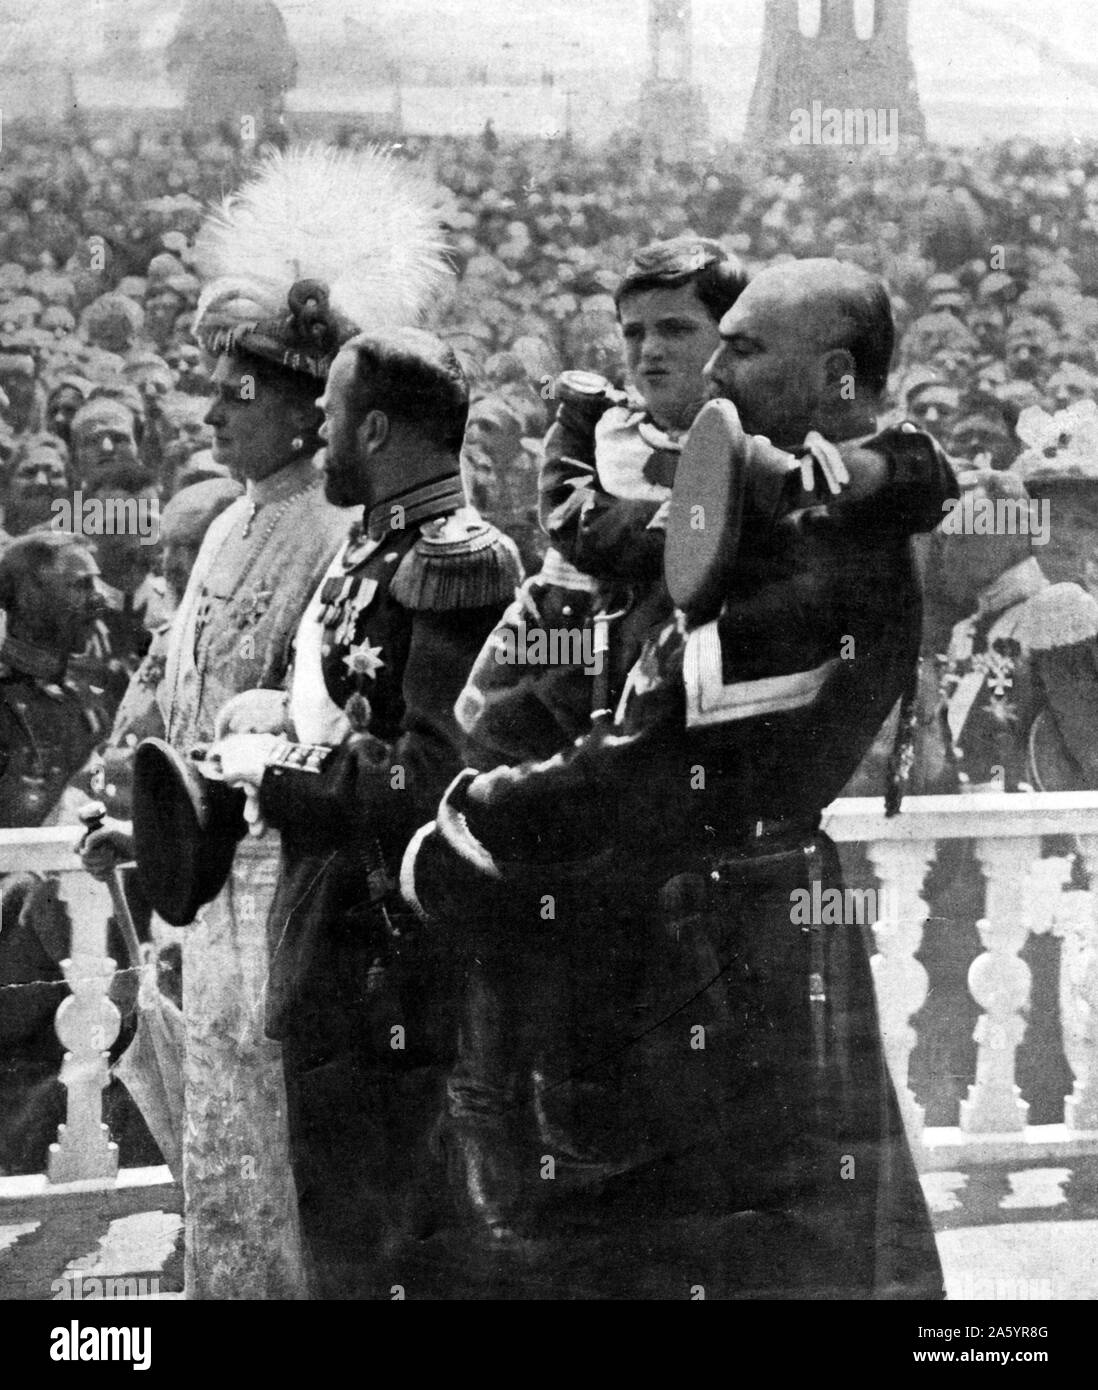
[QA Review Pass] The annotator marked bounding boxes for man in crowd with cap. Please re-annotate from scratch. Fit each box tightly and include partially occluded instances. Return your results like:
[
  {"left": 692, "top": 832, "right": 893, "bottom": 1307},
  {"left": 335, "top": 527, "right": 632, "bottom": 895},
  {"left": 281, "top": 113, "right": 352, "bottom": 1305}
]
[
  {"left": 68, "top": 396, "right": 144, "bottom": 488},
  {"left": 44, "top": 375, "right": 91, "bottom": 450},
  {"left": 62, "top": 444, "right": 170, "bottom": 713},
  {"left": 1005, "top": 313, "right": 1056, "bottom": 388},
  {"left": 0, "top": 341, "right": 45, "bottom": 437},
  {"left": 143, "top": 252, "right": 197, "bottom": 354},
  {"left": 0, "top": 434, "right": 69, "bottom": 537},
  {"left": 56, "top": 476, "right": 243, "bottom": 827},
  {"left": 945, "top": 409, "right": 1018, "bottom": 472},
  {"left": 903, "top": 376, "right": 962, "bottom": 443},
  {"left": 79, "top": 292, "right": 145, "bottom": 363},
  {"left": 201, "top": 327, "right": 522, "bottom": 1298},
  {"left": 400, "top": 258, "right": 954, "bottom": 1298},
  {"left": 0, "top": 532, "right": 110, "bottom": 827}
]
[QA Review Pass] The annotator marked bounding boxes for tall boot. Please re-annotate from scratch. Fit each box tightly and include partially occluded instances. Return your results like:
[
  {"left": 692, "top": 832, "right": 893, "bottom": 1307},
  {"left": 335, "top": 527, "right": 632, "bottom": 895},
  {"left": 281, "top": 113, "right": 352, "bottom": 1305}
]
[{"left": 442, "top": 960, "right": 524, "bottom": 1245}]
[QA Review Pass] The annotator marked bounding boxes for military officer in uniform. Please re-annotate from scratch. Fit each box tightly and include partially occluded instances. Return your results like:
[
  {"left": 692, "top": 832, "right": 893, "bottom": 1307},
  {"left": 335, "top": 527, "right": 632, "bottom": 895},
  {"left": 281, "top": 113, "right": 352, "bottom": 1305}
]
[
  {"left": 401, "top": 260, "right": 953, "bottom": 1299},
  {"left": 80, "top": 147, "right": 454, "bottom": 1299},
  {"left": 54, "top": 477, "right": 243, "bottom": 826},
  {"left": 202, "top": 328, "right": 522, "bottom": 1298},
  {"left": 908, "top": 468, "right": 1098, "bottom": 1125},
  {"left": 0, "top": 532, "right": 109, "bottom": 827}
]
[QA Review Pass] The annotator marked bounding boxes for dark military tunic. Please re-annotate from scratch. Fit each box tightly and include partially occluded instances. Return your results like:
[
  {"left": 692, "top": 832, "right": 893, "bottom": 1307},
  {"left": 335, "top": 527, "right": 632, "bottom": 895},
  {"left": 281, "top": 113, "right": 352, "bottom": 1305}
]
[
  {"left": 68, "top": 574, "right": 170, "bottom": 721},
  {"left": 51, "top": 621, "right": 171, "bottom": 826},
  {"left": 252, "top": 479, "right": 522, "bottom": 1298},
  {"left": 402, "top": 435, "right": 956, "bottom": 1300},
  {"left": 0, "top": 644, "right": 112, "bottom": 827}
]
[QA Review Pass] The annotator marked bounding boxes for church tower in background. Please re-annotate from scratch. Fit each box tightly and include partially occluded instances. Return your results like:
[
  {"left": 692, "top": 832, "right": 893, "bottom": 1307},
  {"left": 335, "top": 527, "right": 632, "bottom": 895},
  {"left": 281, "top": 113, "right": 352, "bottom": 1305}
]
[
  {"left": 746, "top": 0, "right": 924, "bottom": 145},
  {"left": 639, "top": 1, "right": 708, "bottom": 160}
]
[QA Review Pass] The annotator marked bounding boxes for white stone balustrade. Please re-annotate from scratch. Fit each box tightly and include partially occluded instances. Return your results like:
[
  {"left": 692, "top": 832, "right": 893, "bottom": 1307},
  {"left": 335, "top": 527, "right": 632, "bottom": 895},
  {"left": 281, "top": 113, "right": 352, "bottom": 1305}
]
[
  {"left": 5, "top": 794, "right": 1098, "bottom": 1193},
  {"left": 0, "top": 826, "right": 120, "bottom": 1184},
  {"left": 824, "top": 791, "right": 1098, "bottom": 1169},
  {"left": 865, "top": 837, "right": 934, "bottom": 1140}
]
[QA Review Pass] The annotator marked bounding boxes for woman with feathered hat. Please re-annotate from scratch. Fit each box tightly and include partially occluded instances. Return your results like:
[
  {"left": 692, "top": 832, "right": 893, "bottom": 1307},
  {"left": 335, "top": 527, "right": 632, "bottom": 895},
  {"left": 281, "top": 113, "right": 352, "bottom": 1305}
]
[{"left": 81, "top": 146, "right": 450, "bottom": 1298}]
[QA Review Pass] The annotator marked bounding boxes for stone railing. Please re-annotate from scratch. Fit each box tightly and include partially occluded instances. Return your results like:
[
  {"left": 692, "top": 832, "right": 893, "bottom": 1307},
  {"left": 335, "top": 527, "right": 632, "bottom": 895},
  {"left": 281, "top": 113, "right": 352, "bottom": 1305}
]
[
  {"left": 824, "top": 791, "right": 1098, "bottom": 1172},
  {"left": 0, "top": 826, "right": 132, "bottom": 1186},
  {"left": 4, "top": 793, "right": 1098, "bottom": 1189},
  {"left": 0, "top": 827, "right": 179, "bottom": 1299}
]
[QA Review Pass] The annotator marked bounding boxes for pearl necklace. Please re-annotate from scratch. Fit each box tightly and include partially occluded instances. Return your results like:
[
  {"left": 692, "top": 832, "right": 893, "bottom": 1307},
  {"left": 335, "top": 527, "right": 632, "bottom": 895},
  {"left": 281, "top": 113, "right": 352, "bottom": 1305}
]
[{"left": 172, "top": 476, "right": 315, "bottom": 742}]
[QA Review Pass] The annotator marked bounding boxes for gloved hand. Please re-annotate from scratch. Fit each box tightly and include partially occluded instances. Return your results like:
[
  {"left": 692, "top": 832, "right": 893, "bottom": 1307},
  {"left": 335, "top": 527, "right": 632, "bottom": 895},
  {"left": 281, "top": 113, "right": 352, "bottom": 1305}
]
[
  {"left": 214, "top": 688, "right": 290, "bottom": 738},
  {"left": 78, "top": 819, "right": 134, "bottom": 881},
  {"left": 199, "top": 733, "right": 280, "bottom": 836}
]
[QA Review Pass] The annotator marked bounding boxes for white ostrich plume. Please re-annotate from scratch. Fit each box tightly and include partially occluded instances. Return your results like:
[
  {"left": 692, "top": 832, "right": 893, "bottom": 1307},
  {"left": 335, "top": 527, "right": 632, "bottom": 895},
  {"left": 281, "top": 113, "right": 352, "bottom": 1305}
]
[{"left": 194, "top": 144, "right": 452, "bottom": 334}]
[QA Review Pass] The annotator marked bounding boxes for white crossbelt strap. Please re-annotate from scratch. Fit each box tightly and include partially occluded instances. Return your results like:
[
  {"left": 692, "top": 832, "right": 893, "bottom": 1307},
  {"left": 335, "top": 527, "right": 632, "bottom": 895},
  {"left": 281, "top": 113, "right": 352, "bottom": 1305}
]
[{"left": 684, "top": 620, "right": 839, "bottom": 729}]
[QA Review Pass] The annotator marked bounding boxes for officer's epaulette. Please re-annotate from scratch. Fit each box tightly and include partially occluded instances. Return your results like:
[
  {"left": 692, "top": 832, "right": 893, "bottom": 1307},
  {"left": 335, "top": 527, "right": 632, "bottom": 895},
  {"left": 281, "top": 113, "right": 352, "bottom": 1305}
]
[
  {"left": 1015, "top": 582, "right": 1098, "bottom": 652},
  {"left": 391, "top": 509, "right": 523, "bottom": 612}
]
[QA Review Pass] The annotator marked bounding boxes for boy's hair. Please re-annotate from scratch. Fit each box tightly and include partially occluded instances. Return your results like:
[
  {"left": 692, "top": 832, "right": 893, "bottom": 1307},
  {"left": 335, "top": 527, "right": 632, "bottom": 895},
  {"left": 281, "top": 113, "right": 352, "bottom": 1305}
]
[{"left": 615, "top": 236, "right": 748, "bottom": 324}]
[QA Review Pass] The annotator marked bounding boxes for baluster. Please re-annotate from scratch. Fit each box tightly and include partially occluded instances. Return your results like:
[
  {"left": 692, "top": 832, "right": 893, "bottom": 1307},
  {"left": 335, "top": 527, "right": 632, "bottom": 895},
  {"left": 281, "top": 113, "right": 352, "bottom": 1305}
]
[
  {"left": 866, "top": 837, "right": 935, "bottom": 1148},
  {"left": 960, "top": 837, "right": 1038, "bottom": 1133},
  {"left": 48, "top": 870, "right": 120, "bottom": 1184},
  {"left": 1064, "top": 835, "right": 1098, "bottom": 1130}
]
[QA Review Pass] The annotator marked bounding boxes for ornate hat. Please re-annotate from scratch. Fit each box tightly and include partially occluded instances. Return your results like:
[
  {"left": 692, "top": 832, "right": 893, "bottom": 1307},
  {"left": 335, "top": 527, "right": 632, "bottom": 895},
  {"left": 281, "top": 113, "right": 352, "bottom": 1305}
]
[
  {"left": 192, "top": 145, "right": 451, "bottom": 381},
  {"left": 132, "top": 738, "right": 246, "bottom": 927}
]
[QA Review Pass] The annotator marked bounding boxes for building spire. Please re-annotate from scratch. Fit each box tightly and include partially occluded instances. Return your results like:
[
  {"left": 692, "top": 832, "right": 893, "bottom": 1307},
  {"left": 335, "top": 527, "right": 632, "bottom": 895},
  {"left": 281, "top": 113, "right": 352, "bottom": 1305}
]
[{"left": 746, "top": 0, "right": 925, "bottom": 147}]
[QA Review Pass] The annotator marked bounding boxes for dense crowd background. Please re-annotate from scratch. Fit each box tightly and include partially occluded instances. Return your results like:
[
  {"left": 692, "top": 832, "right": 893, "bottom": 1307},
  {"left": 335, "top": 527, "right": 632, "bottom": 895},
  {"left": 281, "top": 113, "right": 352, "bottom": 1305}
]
[
  {"left": 4, "top": 124, "right": 1098, "bottom": 1169},
  {"left": 4, "top": 127, "right": 1098, "bottom": 582}
]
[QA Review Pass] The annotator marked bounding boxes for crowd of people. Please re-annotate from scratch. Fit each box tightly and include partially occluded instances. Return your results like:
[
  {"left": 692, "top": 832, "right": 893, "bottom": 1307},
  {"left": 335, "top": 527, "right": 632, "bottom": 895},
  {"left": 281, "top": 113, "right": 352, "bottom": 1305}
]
[
  {"left": 2, "top": 120, "right": 1098, "bottom": 1297},
  {"left": 1, "top": 127, "right": 1098, "bottom": 579}
]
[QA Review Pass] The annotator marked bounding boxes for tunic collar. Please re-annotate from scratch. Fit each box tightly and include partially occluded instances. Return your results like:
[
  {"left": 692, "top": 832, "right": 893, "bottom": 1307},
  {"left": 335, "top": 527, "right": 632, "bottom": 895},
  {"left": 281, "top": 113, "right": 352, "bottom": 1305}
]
[
  {"left": 0, "top": 632, "right": 67, "bottom": 682},
  {"left": 365, "top": 473, "right": 464, "bottom": 541}
]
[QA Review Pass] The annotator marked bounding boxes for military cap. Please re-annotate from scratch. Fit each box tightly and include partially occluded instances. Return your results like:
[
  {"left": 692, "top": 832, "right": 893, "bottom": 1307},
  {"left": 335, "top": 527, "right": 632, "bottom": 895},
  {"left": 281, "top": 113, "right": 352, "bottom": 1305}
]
[{"left": 132, "top": 738, "right": 247, "bottom": 927}]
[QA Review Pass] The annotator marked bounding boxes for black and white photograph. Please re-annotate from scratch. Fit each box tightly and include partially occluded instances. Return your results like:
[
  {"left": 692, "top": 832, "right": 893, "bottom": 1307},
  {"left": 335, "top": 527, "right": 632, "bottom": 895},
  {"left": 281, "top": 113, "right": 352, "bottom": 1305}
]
[{"left": 0, "top": 0, "right": 1093, "bottom": 1335}]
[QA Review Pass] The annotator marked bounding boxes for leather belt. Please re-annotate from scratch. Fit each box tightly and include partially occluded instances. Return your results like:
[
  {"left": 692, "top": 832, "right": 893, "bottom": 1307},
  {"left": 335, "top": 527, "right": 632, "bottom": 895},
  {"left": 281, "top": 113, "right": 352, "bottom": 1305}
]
[{"left": 708, "top": 817, "right": 822, "bottom": 875}]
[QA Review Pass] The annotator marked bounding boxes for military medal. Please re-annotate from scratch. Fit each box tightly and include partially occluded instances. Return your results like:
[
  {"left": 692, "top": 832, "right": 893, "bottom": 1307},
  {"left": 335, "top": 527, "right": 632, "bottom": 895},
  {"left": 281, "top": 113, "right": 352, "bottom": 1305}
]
[
  {"left": 320, "top": 576, "right": 379, "bottom": 648},
  {"left": 343, "top": 639, "right": 385, "bottom": 680}
]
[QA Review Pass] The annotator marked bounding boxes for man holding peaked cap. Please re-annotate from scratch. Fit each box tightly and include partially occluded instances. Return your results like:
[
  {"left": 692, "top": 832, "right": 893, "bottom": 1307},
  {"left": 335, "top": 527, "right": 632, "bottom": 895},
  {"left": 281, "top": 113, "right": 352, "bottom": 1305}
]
[
  {"left": 197, "top": 327, "right": 521, "bottom": 1297},
  {"left": 400, "top": 259, "right": 955, "bottom": 1298},
  {"left": 80, "top": 146, "right": 453, "bottom": 1299}
]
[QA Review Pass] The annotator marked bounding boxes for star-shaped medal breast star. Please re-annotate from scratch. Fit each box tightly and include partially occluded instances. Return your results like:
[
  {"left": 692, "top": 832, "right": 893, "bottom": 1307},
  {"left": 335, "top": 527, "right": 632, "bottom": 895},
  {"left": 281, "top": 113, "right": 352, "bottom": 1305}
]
[{"left": 343, "top": 639, "right": 385, "bottom": 680}]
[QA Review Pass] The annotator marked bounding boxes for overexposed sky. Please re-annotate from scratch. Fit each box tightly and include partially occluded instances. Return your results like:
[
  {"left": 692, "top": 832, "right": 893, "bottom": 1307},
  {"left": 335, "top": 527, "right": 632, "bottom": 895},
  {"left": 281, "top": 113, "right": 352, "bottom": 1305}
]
[{"left": 3, "top": 0, "right": 1098, "bottom": 141}]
